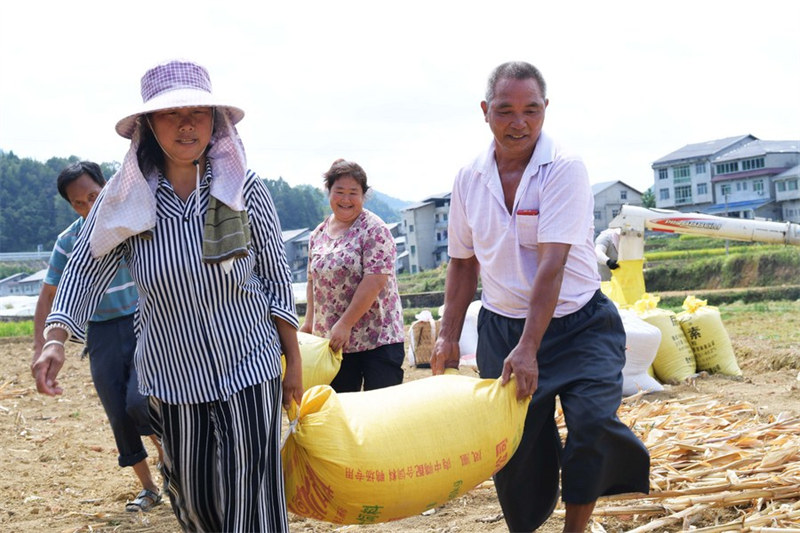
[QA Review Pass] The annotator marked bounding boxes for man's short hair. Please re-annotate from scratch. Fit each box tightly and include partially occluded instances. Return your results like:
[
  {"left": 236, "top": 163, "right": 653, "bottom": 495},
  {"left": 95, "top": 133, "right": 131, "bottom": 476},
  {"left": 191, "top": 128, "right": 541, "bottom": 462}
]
[
  {"left": 485, "top": 61, "right": 547, "bottom": 103},
  {"left": 56, "top": 161, "right": 106, "bottom": 201}
]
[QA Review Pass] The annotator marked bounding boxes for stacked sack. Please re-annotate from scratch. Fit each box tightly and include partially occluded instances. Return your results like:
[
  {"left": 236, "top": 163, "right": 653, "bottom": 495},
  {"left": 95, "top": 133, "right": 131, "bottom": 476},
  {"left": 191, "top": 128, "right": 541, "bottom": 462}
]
[
  {"left": 617, "top": 308, "right": 663, "bottom": 396},
  {"left": 677, "top": 296, "right": 742, "bottom": 376},
  {"left": 630, "top": 293, "right": 742, "bottom": 385},
  {"left": 633, "top": 294, "right": 696, "bottom": 384},
  {"left": 282, "top": 373, "right": 530, "bottom": 524}
]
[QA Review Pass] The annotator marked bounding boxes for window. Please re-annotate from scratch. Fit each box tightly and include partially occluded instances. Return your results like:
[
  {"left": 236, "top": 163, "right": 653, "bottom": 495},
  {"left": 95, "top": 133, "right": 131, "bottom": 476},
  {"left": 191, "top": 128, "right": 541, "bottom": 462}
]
[
  {"left": 620, "top": 190, "right": 627, "bottom": 200},
  {"left": 716, "top": 162, "right": 739, "bottom": 174},
  {"left": 410, "top": 245, "right": 416, "bottom": 255},
  {"left": 675, "top": 185, "right": 692, "bottom": 204},
  {"left": 778, "top": 181, "right": 787, "bottom": 192},
  {"left": 658, "top": 169, "right": 668, "bottom": 180},
  {"left": 408, "top": 224, "right": 414, "bottom": 233},
  {"left": 736, "top": 182, "right": 747, "bottom": 191},
  {"left": 673, "top": 165, "right": 690, "bottom": 179},
  {"left": 753, "top": 180, "right": 764, "bottom": 195},
  {"left": 435, "top": 214, "right": 440, "bottom": 222},
  {"left": 443, "top": 213, "right": 448, "bottom": 221},
  {"left": 436, "top": 232, "right": 442, "bottom": 241},
  {"left": 721, "top": 184, "right": 732, "bottom": 195},
  {"left": 612, "top": 209, "right": 619, "bottom": 217},
  {"left": 594, "top": 210, "right": 602, "bottom": 220},
  {"left": 659, "top": 188, "right": 670, "bottom": 200},
  {"left": 697, "top": 183, "right": 707, "bottom": 195},
  {"left": 696, "top": 162, "right": 707, "bottom": 174},
  {"left": 789, "top": 180, "right": 799, "bottom": 191},
  {"left": 742, "top": 157, "right": 765, "bottom": 171},
  {"left": 412, "top": 265, "right": 417, "bottom": 274}
]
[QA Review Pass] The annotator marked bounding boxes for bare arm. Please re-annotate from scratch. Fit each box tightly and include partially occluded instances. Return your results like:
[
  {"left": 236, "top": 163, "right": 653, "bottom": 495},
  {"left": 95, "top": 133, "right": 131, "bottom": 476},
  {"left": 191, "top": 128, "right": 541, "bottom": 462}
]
[
  {"left": 275, "top": 316, "right": 303, "bottom": 409},
  {"left": 32, "top": 283, "right": 57, "bottom": 369},
  {"left": 32, "top": 321, "right": 70, "bottom": 397},
  {"left": 31, "top": 281, "right": 70, "bottom": 396},
  {"left": 431, "top": 256, "right": 480, "bottom": 374},
  {"left": 299, "top": 278, "right": 314, "bottom": 334},
  {"left": 501, "top": 242, "right": 571, "bottom": 399},
  {"left": 328, "top": 273, "right": 388, "bottom": 352}
]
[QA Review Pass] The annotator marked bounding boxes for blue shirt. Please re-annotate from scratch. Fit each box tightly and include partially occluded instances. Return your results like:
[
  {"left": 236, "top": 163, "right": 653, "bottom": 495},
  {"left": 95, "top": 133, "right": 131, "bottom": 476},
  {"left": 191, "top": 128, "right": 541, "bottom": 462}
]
[{"left": 45, "top": 217, "right": 137, "bottom": 322}]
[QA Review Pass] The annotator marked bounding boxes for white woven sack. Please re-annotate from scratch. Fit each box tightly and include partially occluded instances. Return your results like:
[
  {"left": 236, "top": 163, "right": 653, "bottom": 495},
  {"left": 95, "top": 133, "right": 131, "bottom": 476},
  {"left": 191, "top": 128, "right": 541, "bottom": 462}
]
[{"left": 619, "top": 309, "right": 663, "bottom": 396}]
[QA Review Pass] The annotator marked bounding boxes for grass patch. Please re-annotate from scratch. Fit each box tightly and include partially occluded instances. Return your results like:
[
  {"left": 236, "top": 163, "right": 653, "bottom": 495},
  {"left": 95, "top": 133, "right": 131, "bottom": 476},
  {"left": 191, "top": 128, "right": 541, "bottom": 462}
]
[
  {"left": 0, "top": 321, "right": 33, "bottom": 338},
  {"left": 397, "top": 264, "right": 448, "bottom": 294},
  {"left": 644, "top": 244, "right": 782, "bottom": 261},
  {"left": 645, "top": 248, "right": 800, "bottom": 291}
]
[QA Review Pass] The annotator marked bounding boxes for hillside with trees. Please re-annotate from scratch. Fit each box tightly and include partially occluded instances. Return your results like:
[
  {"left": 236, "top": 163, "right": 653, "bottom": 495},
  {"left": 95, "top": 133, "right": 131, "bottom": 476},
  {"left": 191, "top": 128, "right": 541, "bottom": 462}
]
[
  {"left": 0, "top": 152, "right": 118, "bottom": 253},
  {"left": 0, "top": 151, "right": 406, "bottom": 252}
]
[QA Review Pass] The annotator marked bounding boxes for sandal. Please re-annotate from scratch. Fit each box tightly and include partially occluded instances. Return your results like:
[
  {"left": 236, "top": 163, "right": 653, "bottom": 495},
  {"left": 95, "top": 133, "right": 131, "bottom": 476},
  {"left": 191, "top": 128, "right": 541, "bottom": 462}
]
[{"left": 125, "top": 488, "right": 162, "bottom": 512}]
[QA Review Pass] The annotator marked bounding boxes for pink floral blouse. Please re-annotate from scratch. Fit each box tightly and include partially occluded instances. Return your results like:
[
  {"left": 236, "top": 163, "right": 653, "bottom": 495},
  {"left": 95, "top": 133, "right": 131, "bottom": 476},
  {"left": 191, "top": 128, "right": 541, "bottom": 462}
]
[{"left": 307, "top": 209, "right": 405, "bottom": 353}]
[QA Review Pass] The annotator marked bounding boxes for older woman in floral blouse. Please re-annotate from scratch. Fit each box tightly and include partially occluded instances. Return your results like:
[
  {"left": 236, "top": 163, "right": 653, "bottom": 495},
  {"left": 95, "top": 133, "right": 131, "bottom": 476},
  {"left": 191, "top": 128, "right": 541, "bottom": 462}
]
[{"left": 300, "top": 159, "right": 405, "bottom": 392}]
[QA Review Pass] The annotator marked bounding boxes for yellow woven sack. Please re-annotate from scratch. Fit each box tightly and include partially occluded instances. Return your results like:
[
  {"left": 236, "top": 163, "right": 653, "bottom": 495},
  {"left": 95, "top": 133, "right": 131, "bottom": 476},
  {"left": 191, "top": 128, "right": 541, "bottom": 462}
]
[
  {"left": 282, "top": 373, "right": 530, "bottom": 525},
  {"left": 634, "top": 294, "right": 696, "bottom": 383},
  {"left": 602, "top": 259, "right": 646, "bottom": 306},
  {"left": 677, "top": 296, "right": 741, "bottom": 376},
  {"left": 282, "top": 332, "right": 343, "bottom": 391}
]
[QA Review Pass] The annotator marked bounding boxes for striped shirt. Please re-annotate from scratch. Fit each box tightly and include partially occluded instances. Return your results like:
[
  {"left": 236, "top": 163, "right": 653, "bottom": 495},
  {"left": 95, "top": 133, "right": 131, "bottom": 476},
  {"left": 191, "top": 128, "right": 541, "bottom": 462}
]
[
  {"left": 45, "top": 217, "right": 138, "bottom": 322},
  {"left": 48, "top": 167, "right": 298, "bottom": 404}
]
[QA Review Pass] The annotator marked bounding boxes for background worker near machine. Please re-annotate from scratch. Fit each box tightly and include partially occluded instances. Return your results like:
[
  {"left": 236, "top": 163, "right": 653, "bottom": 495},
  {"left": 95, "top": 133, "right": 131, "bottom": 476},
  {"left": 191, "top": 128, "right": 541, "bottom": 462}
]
[{"left": 595, "top": 227, "right": 621, "bottom": 281}]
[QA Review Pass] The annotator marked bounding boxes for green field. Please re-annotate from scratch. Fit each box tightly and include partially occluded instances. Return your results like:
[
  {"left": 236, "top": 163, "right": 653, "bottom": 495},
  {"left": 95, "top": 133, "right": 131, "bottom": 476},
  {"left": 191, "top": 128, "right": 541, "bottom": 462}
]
[{"left": 0, "top": 321, "right": 33, "bottom": 338}]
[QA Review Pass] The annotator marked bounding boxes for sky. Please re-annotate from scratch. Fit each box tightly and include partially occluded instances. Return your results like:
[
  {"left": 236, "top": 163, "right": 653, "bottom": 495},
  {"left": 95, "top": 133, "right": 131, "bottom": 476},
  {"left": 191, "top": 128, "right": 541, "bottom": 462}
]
[{"left": 1, "top": 0, "right": 798, "bottom": 203}]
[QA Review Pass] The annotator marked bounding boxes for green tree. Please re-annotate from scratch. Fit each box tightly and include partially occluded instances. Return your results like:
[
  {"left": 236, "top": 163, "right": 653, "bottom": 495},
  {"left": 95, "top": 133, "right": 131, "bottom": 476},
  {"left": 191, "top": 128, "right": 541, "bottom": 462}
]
[
  {"left": 263, "top": 177, "right": 328, "bottom": 230},
  {"left": 0, "top": 152, "right": 403, "bottom": 252},
  {"left": 641, "top": 187, "right": 655, "bottom": 208},
  {"left": 364, "top": 193, "right": 400, "bottom": 223},
  {"left": 0, "top": 153, "right": 115, "bottom": 252}
]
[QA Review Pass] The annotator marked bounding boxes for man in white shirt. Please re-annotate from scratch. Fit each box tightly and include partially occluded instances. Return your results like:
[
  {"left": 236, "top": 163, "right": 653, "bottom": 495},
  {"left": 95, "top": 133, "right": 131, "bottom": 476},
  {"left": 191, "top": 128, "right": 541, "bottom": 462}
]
[{"left": 431, "top": 61, "right": 649, "bottom": 532}]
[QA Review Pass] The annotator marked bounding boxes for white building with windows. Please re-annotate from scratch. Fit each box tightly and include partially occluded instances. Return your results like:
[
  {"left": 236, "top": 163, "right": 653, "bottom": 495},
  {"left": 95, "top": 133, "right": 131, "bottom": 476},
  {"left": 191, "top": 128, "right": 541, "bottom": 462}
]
[
  {"left": 591, "top": 180, "right": 644, "bottom": 234},
  {"left": 401, "top": 193, "right": 451, "bottom": 273},
  {"left": 652, "top": 135, "right": 800, "bottom": 221},
  {"left": 774, "top": 164, "right": 800, "bottom": 222},
  {"left": 282, "top": 228, "right": 310, "bottom": 282},
  {"left": 385, "top": 221, "right": 409, "bottom": 274},
  {"left": 652, "top": 135, "right": 755, "bottom": 211},
  {"left": 0, "top": 269, "right": 46, "bottom": 297}
]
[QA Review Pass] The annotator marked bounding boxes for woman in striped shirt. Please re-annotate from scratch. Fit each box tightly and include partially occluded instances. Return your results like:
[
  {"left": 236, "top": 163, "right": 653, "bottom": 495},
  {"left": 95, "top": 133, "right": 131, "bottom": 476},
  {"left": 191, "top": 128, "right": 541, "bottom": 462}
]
[{"left": 32, "top": 60, "right": 302, "bottom": 533}]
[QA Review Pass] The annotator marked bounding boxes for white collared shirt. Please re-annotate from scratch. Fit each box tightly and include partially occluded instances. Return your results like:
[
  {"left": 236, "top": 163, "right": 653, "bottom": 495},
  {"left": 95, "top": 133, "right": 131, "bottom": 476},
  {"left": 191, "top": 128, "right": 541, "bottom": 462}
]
[{"left": 448, "top": 132, "right": 600, "bottom": 318}]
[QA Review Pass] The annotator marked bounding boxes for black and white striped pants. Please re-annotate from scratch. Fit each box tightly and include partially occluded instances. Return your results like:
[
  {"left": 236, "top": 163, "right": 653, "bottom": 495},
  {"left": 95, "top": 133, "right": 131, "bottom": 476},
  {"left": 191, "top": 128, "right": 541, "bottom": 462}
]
[{"left": 150, "top": 378, "right": 287, "bottom": 532}]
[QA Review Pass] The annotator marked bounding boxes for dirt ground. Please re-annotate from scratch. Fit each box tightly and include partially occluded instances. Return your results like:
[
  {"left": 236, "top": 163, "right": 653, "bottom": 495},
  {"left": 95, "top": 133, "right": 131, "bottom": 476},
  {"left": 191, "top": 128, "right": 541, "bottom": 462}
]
[{"left": 1, "top": 307, "right": 798, "bottom": 533}]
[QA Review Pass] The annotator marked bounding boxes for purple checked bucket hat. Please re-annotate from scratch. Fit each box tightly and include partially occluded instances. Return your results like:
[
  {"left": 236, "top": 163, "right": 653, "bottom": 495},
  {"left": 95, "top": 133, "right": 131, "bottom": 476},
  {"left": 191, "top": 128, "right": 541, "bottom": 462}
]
[{"left": 115, "top": 59, "right": 245, "bottom": 139}]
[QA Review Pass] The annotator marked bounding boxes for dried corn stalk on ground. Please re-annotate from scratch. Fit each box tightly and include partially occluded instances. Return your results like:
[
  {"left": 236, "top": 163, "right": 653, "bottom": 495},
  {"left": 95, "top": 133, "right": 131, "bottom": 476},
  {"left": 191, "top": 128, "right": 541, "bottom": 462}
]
[{"left": 571, "top": 393, "right": 800, "bottom": 532}]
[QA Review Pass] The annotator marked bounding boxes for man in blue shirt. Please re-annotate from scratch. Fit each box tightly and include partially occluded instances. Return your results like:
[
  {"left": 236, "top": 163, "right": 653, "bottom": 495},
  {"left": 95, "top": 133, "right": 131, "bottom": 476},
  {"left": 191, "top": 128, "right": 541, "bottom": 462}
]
[{"left": 32, "top": 161, "right": 164, "bottom": 513}]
